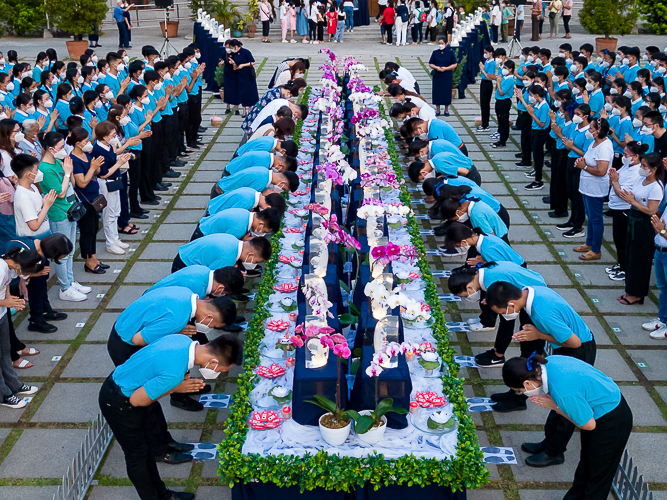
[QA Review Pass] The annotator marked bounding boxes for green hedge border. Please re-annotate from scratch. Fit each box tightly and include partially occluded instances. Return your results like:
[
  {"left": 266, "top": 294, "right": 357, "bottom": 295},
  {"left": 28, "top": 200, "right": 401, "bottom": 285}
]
[{"left": 217, "top": 85, "right": 489, "bottom": 492}]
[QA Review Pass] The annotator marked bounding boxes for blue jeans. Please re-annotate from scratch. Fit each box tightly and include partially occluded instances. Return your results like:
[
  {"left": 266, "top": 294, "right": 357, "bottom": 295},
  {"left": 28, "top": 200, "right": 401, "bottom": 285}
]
[
  {"left": 345, "top": 7, "right": 354, "bottom": 29},
  {"left": 582, "top": 194, "right": 604, "bottom": 253},
  {"left": 655, "top": 249, "right": 667, "bottom": 323},
  {"left": 334, "top": 23, "right": 345, "bottom": 41},
  {"left": 50, "top": 218, "right": 76, "bottom": 291}
]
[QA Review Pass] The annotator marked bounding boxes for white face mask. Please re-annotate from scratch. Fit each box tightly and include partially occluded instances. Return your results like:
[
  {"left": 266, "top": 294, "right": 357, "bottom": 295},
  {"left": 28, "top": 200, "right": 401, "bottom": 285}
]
[
  {"left": 6, "top": 82, "right": 14, "bottom": 92},
  {"left": 92, "top": 55, "right": 99, "bottom": 63},
  {"left": 32, "top": 169, "right": 44, "bottom": 183},
  {"left": 565, "top": 58, "right": 573, "bottom": 65},
  {"left": 116, "top": 63, "right": 126, "bottom": 72},
  {"left": 195, "top": 317, "right": 214, "bottom": 335},
  {"left": 611, "top": 108, "right": 621, "bottom": 116},
  {"left": 609, "top": 88, "right": 619, "bottom": 95},
  {"left": 109, "top": 137, "right": 121, "bottom": 147},
  {"left": 82, "top": 142, "right": 93, "bottom": 152},
  {"left": 557, "top": 110, "right": 564, "bottom": 119},
  {"left": 185, "top": 62, "right": 192, "bottom": 69},
  {"left": 0, "top": 58, "right": 4, "bottom": 65},
  {"left": 523, "top": 381, "right": 545, "bottom": 397},
  {"left": 558, "top": 52, "right": 565, "bottom": 58},
  {"left": 600, "top": 61, "right": 610, "bottom": 68},
  {"left": 226, "top": 48, "right": 233, "bottom": 54},
  {"left": 44, "top": 99, "right": 53, "bottom": 108},
  {"left": 633, "top": 118, "right": 643, "bottom": 128},
  {"left": 105, "top": 90, "right": 114, "bottom": 99},
  {"left": 251, "top": 231, "right": 266, "bottom": 237},
  {"left": 555, "top": 100, "right": 562, "bottom": 108},
  {"left": 651, "top": 86, "right": 660, "bottom": 94},
  {"left": 494, "top": 57, "right": 502, "bottom": 65},
  {"left": 423, "top": 169, "right": 436, "bottom": 180},
  {"left": 585, "top": 130, "right": 595, "bottom": 140},
  {"left": 464, "top": 289, "right": 480, "bottom": 303},
  {"left": 53, "top": 148, "right": 67, "bottom": 160},
  {"left": 119, "top": 116, "right": 131, "bottom": 126},
  {"left": 141, "top": 97, "right": 150, "bottom": 105},
  {"left": 199, "top": 360, "right": 221, "bottom": 379},
  {"left": 195, "top": 53, "right": 201, "bottom": 59},
  {"left": 621, "top": 155, "right": 633, "bottom": 165},
  {"left": 526, "top": 55, "right": 534, "bottom": 63},
  {"left": 154, "top": 82, "right": 163, "bottom": 90},
  {"left": 622, "top": 58, "right": 629, "bottom": 66},
  {"left": 569, "top": 64, "right": 578, "bottom": 73},
  {"left": 572, "top": 115, "right": 584, "bottom": 124},
  {"left": 660, "top": 105, "right": 667, "bottom": 113},
  {"left": 77, "top": 75, "right": 84, "bottom": 84},
  {"left": 640, "top": 125, "right": 653, "bottom": 135},
  {"left": 643, "top": 54, "right": 649, "bottom": 61},
  {"left": 502, "top": 68, "right": 509, "bottom": 76},
  {"left": 623, "top": 90, "right": 633, "bottom": 98},
  {"left": 572, "top": 87, "right": 580, "bottom": 95},
  {"left": 92, "top": 74, "right": 98, "bottom": 82},
  {"left": 502, "top": 303, "right": 519, "bottom": 321},
  {"left": 604, "top": 103, "right": 612, "bottom": 112},
  {"left": 244, "top": 255, "right": 257, "bottom": 270},
  {"left": 639, "top": 167, "right": 651, "bottom": 177},
  {"left": 596, "top": 57, "right": 603, "bottom": 64},
  {"left": 585, "top": 83, "right": 594, "bottom": 91},
  {"left": 528, "top": 95, "right": 537, "bottom": 104},
  {"left": 14, "top": 131, "right": 25, "bottom": 143},
  {"left": 25, "top": 106, "right": 35, "bottom": 115},
  {"left": 657, "top": 67, "right": 667, "bottom": 74},
  {"left": 164, "top": 74, "right": 172, "bottom": 81},
  {"left": 123, "top": 56, "right": 130, "bottom": 64},
  {"left": 86, "top": 62, "right": 94, "bottom": 68},
  {"left": 457, "top": 211, "right": 469, "bottom": 223}
]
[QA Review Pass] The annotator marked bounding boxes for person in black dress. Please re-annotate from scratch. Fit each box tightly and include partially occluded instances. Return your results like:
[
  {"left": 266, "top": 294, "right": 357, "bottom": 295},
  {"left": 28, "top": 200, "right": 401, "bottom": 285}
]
[
  {"left": 428, "top": 38, "right": 457, "bottom": 116},
  {"left": 231, "top": 40, "right": 259, "bottom": 117},
  {"left": 221, "top": 40, "right": 240, "bottom": 115}
]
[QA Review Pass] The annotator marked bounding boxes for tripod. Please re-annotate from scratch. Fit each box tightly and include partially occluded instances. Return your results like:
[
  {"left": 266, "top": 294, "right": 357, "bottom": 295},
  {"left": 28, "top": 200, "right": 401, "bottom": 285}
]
[
  {"left": 507, "top": 35, "right": 522, "bottom": 59},
  {"left": 160, "top": 8, "right": 179, "bottom": 58}
]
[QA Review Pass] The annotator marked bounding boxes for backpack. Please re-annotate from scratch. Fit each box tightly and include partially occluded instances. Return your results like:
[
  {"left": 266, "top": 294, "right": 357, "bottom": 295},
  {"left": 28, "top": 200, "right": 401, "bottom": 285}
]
[
  {"left": 420, "top": 10, "right": 427, "bottom": 22},
  {"left": 400, "top": 7, "right": 409, "bottom": 22},
  {"left": 436, "top": 10, "right": 442, "bottom": 23}
]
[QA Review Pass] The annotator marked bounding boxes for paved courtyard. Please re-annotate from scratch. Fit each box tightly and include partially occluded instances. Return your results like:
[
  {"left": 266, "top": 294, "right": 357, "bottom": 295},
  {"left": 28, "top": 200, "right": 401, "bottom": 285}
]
[{"left": 0, "top": 25, "right": 667, "bottom": 500}]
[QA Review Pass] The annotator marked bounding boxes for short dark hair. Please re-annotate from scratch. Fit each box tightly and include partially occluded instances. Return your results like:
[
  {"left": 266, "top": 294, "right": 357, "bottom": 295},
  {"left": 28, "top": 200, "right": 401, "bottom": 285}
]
[
  {"left": 11, "top": 154, "right": 40, "bottom": 179},
  {"left": 250, "top": 236, "right": 272, "bottom": 260},
  {"left": 210, "top": 295, "right": 237, "bottom": 326},
  {"left": 40, "top": 233, "right": 74, "bottom": 264},
  {"left": 264, "top": 193, "right": 286, "bottom": 214},
  {"left": 206, "top": 333, "right": 243, "bottom": 366},
  {"left": 645, "top": 110, "right": 664, "bottom": 127},
  {"left": 283, "top": 156, "right": 297, "bottom": 172},
  {"left": 502, "top": 354, "right": 548, "bottom": 390},
  {"left": 213, "top": 266, "right": 244, "bottom": 294},
  {"left": 297, "top": 104, "right": 309, "bottom": 120},
  {"left": 407, "top": 160, "right": 425, "bottom": 182},
  {"left": 485, "top": 281, "right": 523, "bottom": 310},
  {"left": 256, "top": 208, "right": 282, "bottom": 233},
  {"left": 283, "top": 170, "right": 299, "bottom": 192},
  {"left": 4, "top": 246, "right": 45, "bottom": 274},
  {"left": 407, "top": 138, "right": 429, "bottom": 157},
  {"left": 281, "top": 140, "right": 297, "bottom": 157},
  {"left": 276, "top": 106, "right": 293, "bottom": 119}
]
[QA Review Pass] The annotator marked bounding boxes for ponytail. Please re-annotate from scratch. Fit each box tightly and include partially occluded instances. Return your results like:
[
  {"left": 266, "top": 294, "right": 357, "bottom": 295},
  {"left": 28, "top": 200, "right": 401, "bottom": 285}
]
[
  {"left": 502, "top": 353, "right": 548, "bottom": 389},
  {"left": 3, "top": 246, "right": 45, "bottom": 275}
]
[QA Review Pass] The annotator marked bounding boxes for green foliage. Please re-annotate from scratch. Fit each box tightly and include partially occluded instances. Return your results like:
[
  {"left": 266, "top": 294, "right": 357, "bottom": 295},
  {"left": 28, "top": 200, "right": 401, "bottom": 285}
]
[
  {"left": 211, "top": 0, "right": 241, "bottom": 28},
  {"left": 452, "top": 48, "right": 466, "bottom": 91},
  {"left": 306, "top": 395, "right": 359, "bottom": 423},
  {"left": 0, "top": 0, "right": 45, "bottom": 36},
  {"left": 578, "top": 0, "right": 639, "bottom": 38},
  {"left": 214, "top": 66, "right": 224, "bottom": 87},
  {"left": 352, "top": 398, "right": 408, "bottom": 434},
  {"left": 637, "top": 0, "right": 667, "bottom": 34},
  {"left": 44, "top": 0, "right": 106, "bottom": 37},
  {"left": 236, "top": 11, "right": 254, "bottom": 30}
]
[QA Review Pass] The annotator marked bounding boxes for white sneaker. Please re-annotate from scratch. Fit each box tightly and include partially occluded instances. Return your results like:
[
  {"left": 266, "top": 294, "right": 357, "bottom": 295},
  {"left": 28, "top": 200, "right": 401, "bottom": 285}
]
[
  {"left": 106, "top": 244, "right": 126, "bottom": 255},
  {"left": 116, "top": 241, "right": 130, "bottom": 249},
  {"left": 282, "top": 39, "right": 288, "bottom": 43},
  {"left": 642, "top": 318, "right": 666, "bottom": 331},
  {"left": 72, "top": 282, "right": 92, "bottom": 294},
  {"left": 302, "top": 40, "right": 308, "bottom": 43},
  {"left": 467, "top": 317, "right": 482, "bottom": 325},
  {"left": 15, "top": 384, "right": 38, "bottom": 396},
  {"left": 290, "top": 39, "right": 297, "bottom": 43},
  {"left": 59, "top": 287, "right": 87, "bottom": 302},
  {"left": 469, "top": 322, "right": 496, "bottom": 332},
  {"left": 650, "top": 326, "right": 667, "bottom": 339},
  {"left": 1, "top": 395, "right": 27, "bottom": 409}
]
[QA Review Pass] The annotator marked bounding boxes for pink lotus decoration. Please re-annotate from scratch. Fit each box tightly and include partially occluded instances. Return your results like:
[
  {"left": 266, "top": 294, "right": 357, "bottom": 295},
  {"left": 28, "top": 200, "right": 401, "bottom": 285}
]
[
  {"left": 248, "top": 410, "right": 283, "bottom": 430},
  {"left": 266, "top": 320, "right": 290, "bottom": 332},
  {"left": 273, "top": 283, "right": 298, "bottom": 293},
  {"left": 256, "top": 364, "right": 286, "bottom": 379},
  {"left": 415, "top": 392, "right": 447, "bottom": 408},
  {"left": 283, "top": 228, "right": 303, "bottom": 234}
]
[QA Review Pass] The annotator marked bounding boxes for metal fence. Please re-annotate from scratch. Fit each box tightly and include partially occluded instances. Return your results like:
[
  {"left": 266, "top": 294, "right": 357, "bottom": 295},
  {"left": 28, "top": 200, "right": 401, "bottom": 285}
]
[
  {"left": 612, "top": 451, "right": 654, "bottom": 500},
  {"left": 52, "top": 414, "right": 113, "bottom": 500}
]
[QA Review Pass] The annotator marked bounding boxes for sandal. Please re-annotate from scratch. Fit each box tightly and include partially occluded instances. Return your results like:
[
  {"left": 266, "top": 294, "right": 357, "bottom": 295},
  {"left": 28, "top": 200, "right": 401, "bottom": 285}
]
[
  {"left": 573, "top": 244, "right": 591, "bottom": 253},
  {"left": 13, "top": 358, "right": 33, "bottom": 369},
  {"left": 119, "top": 226, "right": 139, "bottom": 235},
  {"left": 578, "top": 251, "right": 601, "bottom": 261},
  {"left": 19, "top": 347, "right": 40, "bottom": 356},
  {"left": 618, "top": 294, "right": 644, "bottom": 305}
]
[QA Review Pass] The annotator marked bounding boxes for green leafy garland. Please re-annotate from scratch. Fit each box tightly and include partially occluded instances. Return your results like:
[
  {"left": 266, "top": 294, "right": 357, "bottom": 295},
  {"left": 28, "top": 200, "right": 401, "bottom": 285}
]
[{"left": 217, "top": 86, "right": 489, "bottom": 493}]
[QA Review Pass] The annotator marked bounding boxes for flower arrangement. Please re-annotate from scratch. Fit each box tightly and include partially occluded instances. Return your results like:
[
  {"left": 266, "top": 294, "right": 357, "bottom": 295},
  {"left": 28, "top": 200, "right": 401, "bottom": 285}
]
[
  {"left": 400, "top": 299, "right": 432, "bottom": 322},
  {"left": 303, "top": 276, "right": 334, "bottom": 318},
  {"left": 323, "top": 214, "right": 361, "bottom": 252},
  {"left": 304, "top": 202, "right": 330, "bottom": 217},
  {"left": 370, "top": 243, "right": 418, "bottom": 266},
  {"left": 360, "top": 170, "right": 402, "bottom": 190}
]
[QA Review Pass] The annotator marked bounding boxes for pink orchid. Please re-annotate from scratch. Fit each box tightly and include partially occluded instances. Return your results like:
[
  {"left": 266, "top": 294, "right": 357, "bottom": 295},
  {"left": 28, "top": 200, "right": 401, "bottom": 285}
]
[
  {"left": 330, "top": 333, "right": 347, "bottom": 344},
  {"left": 320, "top": 335, "right": 335, "bottom": 349},
  {"left": 290, "top": 336, "right": 304, "bottom": 349},
  {"left": 295, "top": 324, "right": 304, "bottom": 334},
  {"left": 319, "top": 326, "right": 335, "bottom": 335},
  {"left": 386, "top": 243, "right": 401, "bottom": 256},
  {"left": 371, "top": 246, "right": 387, "bottom": 259},
  {"left": 305, "top": 324, "right": 320, "bottom": 338},
  {"left": 333, "top": 343, "right": 351, "bottom": 359}
]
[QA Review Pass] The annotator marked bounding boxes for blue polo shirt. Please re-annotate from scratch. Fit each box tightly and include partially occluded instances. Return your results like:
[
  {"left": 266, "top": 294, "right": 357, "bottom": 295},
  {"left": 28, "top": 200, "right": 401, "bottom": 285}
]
[
  {"left": 567, "top": 124, "right": 594, "bottom": 159},
  {"left": 516, "top": 87, "right": 529, "bottom": 112},
  {"left": 631, "top": 98, "right": 645, "bottom": 117},
  {"left": 131, "top": 103, "right": 151, "bottom": 132},
  {"left": 476, "top": 234, "right": 524, "bottom": 266},
  {"left": 428, "top": 140, "right": 472, "bottom": 167},
  {"left": 236, "top": 136, "right": 278, "bottom": 156},
  {"left": 444, "top": 177, "right": 500, "bottom": 212},
  {"left": 150, "top": 88, "right": 163, "bottom": 123},
  {"left": 469, "top": 201, "right": 508, "bottom": 238},
  {"left": 55, "top": 99, "right": 71, "bottom": 130},
  {"left": 429, "top": 152, "right": 464, "bottom": 177},
  {"left": 481, "top": 59, "right": 496, "bottom": 81},
  {"left": 610, "top": 116, "right": 634, "bottom": 155},
  {"left": 225, "top": 151, "right": 273, "bottom": 175},
  {"left": 531, "top": 100, "right": 550, "bottom": 130},
  {"left": 495, "top": 75, "right": 515, "bottom": 101},
  {"left": 113, "top": 5, "right": 125, "bottom": 22},
  {"left": 525, "top": 286, "right": 593, "bottom": 349},
  {"left": 121, "top": 120, "right": 142, "bottom": 151},
  {"left": 13, "top": 110, "right": 31, "bottom": 124},
  {"left": 623, "top": 64, "right": 640, "bottom": 84},
  {"left": 115, "top": 286, "right": 196, "bottom": 345},
  {"left": 632, "top": 128, "right": 654, "bottom": 153},
  {"left": 426, "top": 119, "right": 463, "bottom": 147},
  {"left": 0, "top": 90, "right": 15, "bottom": 111},
  {"left": 218, "top": 167, "right": 272, "bottom": 193},
  {"left": 98, "top": 102, "right": 110, "bottom": 122},
  {"left": 189, "top": 60, "right": 202, "bottom": 96},
  {"left": 112, "top": 334, "right": 193, "bottom": 399},
  {"left": 148, "top": 265, "right": 212, "bottom": 299},
  {"left": 542, "top": 355, "right": 621, "bottom": 426},
  {"left": 588, "top": 89, "right": 604, "bottom": 118},
  {"left": 104, "top": 73, "right": 122, "bottom": 98},
  {"left": 199, "top": 208, "right": 252, "bottom": 238},
  {"left": 207, "top": 187, "right": 260, "bottom": 216},
  {"left": 178, "top": 233, "right": 242, "bottom": 269},
  {"left": 478, "top": 261, "right": 545, "bottom": 290}
]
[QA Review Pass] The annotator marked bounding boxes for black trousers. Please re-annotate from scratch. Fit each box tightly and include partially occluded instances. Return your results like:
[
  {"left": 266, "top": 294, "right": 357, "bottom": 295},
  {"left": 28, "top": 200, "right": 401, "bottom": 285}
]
[
  {"left": 162, "top": 114, "right": 178, "bottom": 168},
  {"left": 480, "top": 80, "right": 493, "bottom": 129},
  {"left": 543, "top": 339, "right": 597, "bottom": 457},
  {"left": 150, "top": 120, "right": 165, "bottom": 186},
  {"left": 531, "top": 128, "right": 549, "bottom": 183},
  {"left": 519, "top": 111, "right": 532, "bottom": 165},
  {"left": 562, "top": 15, "right": 571, "bottom": 34},
  {"left": 317, "top": 21, "right": 324, "bottom": 41},
  {"left": 78, "top": 202, "right": 99, "bottom": 259},
  {"left": 99, "top": 377, "right": 169, "bottom": 500},
  {"left": 497, "top": 204, "right": 511, "bottom": 230},
  {"left": 128, "top": 150, "right": 143, "bottom": 213},
  {"left": 459, "top": 143, "right": 469, "bottom": 156},
  {"left": 186, "top": 93, "right": 202, "bottom": 146},
  {"left": 565, "top": 157, "right": 585, "bottom": 229},
  {"left": 625, "top": 209, "right": 655, "bottom": 298},
  {"left": 384, "top": 23, "right": 393, "bottom": 44},
  {"left": 263, "top": 20, "right": 270, "bottom": 37},
  {"left": 177, "top": 103, "right": 188, "bottom": 154},
  {"left": 140, "top": 136, "right": 155, "bottom": 202},
  {"left": 550, "top": 147, "right": 568, "bottom": 214},
  {"left": 610, "top": 209, "right": 629, "bottom": 271},
  {"left": 118, "top": 172, "right": 131, "bottom": 229},
  {"left": 563, "top": 396, "right": 632, "bottom": 500},
  {"left": 466, "top": 165, "right": 482, "bottom": 186},
  {"left": 494, "top": 98, "right": 512, "bottom": 146},
  {"left": 26, "top": 258, "right": 53, "bottom": 321},
  {"left": 172, "top": 253, "right": 187, "bottom": 273},
  {"left": 190, "top": 225, "right": 204, "bottom": 241},
  {"left": 308, "top": 20, "right": 317, "bottom": 40}
]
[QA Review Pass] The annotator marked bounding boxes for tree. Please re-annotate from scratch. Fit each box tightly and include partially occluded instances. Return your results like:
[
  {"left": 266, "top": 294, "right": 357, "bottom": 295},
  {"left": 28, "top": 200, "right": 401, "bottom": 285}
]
[
  {"left": 578, "top": 0, "right": 639, "bottom": 39},
  {"left": 637, "top": 0, "right": 667, "bottom": 34},
  {"left": 0, "top": 0, "right": 46, "bottom": 36},
  {"left": 44, "top": 0, "right": 107, "bottom": 40}
]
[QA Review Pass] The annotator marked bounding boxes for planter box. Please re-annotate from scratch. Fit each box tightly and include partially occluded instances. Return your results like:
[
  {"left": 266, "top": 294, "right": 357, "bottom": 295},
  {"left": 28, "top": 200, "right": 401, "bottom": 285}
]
[
  {"left": 66, "top": 40, "right": 88, "bottom": 59},
  {"left": 160, "top": 20, "right": 179, "bottom": 38}
]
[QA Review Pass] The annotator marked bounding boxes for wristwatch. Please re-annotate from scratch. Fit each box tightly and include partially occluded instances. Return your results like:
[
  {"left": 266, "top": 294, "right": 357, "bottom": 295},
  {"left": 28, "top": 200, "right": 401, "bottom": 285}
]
[{"left": 660, "top": 229, "right": 666, "bottom": 236}]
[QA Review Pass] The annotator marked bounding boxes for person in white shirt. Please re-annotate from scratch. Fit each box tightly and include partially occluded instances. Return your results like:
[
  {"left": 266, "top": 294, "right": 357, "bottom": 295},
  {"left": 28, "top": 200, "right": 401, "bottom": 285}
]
[
  {"left": 309, "top": 2, "right": 319, "bottom": 42},
  {"left": 573, "top": 117, "right": 614, "bottom": 261},
  {"left": 490, "top": 1, "right": 501, "bottom": 43},
  {"left": 12, "top": 154, "right": 56, "bottom": 238},
  {"left": 515, "top": 4, "right": 524, "bottom": 41},
  {"left": 18, "top": 120, "right": 42, "bottom": 158},
  {"left": 425, "top": 0, "right": 438, "bottom": 44}
]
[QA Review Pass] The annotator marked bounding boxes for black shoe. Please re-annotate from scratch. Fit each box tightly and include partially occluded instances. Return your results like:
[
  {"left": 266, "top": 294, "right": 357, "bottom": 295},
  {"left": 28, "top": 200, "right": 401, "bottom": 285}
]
[
  {"left": 98, "top": 262, "right": 110, "bottom": 269},
  {"left": 490, "top": 389, "right": 518, "bottom": 402},
  {"left": 474, "top": 349, "right": 505, "bottom": 368},
  {"left": 43, "top": 311, "right": 67, "bottom": 321},
  {"left": 168, "top": 440, "right": 195, "bottom": 452},
  {"left": 515, "top": 162, "right": 532, "bottom": 167},
  {"left": 198, "top": 126, "right": 208, "bottom": 133},
  {"left": 187, "top": 143, "right": 201, "bottom": 150},
  {"left": 166, "top": 492, "right": 195, "bottom": 500},
  {"left": 493, "top": 394, "right": 528, "bottom": 413},
  {"left": 225, "top": 109, "right": 231, "bottom": 114},
  {"left": 178, "top": 153, "right": 190, "bottom": 158},
  {"left": 525, "top": 451, "right": 565, "bottom": 468},
  {"left": 222, "top": 324, "right": 243, "bottom": 333},
  {"left": 542, "top": 196, "right": 550, "bottom": 204},
  {"left": 28, "top": 319, "right": 57, "bottom": 333},
  {"left": 548, "top": 211, "right": 568, "bottom": 218},
  {"left": 159, "top": 181, "right": 173, "bottom": 188},
  {"left": 165, "top": 169, "right": 182, "bottom": 178},
  {"left": 245, "top": 269, "right": 262, "bottom": 278},
  {"left": 555, "top": 222, "right": 574, "bottom": 231},
  {"left": 85, "top": 264, "right": 107, "bottom": 274},
  {"left": 433, "top": 223, "right": 449, "bottom": 236},
  {"left": 170, "top": 394, "right": 204, "bottom": 412},
  {"left": 129, "top": 212, "right": 149, "bottom": 219},
  {"left": 235, "top": 110, "right": 240, "bottom": 115},
  {"left": 154, "top": 184, "right": 169, "bottom": 192},
  {"left": 521, "top": 441, "right": 546, "bottom": 455},
  {"left": 524, "top": 181, "right": 544, "bottom": 191},
  {"left": 142, "top": 200, "right": 160, "bottom": 206},
  {"left": 171, "top": 160, "right": 187, "bottom": 167},
  {"left": 229, "top": 293, "right": 250, "bottom": 303},
  {"left": 192, "top": 384, "right": 211, "bottom": 395},
  {"left": 234, "top": 315, "right": 246, "bottom": 323},
  {"left": 155, "top": 452, "right": 194, "bottom": 465},
  {"left": 514, "top": 152, "right": 522, "bottom": 158},
  {"left": 563, "top": 228, "right": 585, "bottom": 238},
  {"left": 491, "top": 142, "right": 506, "bottom": 148}
]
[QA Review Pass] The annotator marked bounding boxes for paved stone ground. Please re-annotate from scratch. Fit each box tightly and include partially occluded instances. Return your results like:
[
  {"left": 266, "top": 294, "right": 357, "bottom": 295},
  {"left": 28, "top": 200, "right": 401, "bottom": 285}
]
[{"left": 1, "top": 47, "right": 667, "bottom": 499}]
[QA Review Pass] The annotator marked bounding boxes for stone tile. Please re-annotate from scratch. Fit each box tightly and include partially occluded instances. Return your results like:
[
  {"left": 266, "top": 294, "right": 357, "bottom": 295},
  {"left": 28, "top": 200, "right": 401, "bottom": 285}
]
[
  {"left": 32, "top": 383, "right": 103, "bottom": 423},
  {"left": 73, "top": 261, "right": 126, "bottom": 284},
  {"left": 164, "top": 210, "right": 207, "bottom": 223},
  {"left": 195, "top": 487, "right": 232, "bottom": 500},
  {"left": 192, "top": 170, "right": 222, "bottom": 183},
  {"left": 552, "top": 245, "right": 616, "bottom": 264},
  {"left": 86, "top": 312, "right": 120, "bottom": 341},
  {"left": 496, "top": 196, "right": 520, "bottom": 209},
  {"left": 96, "top": 244, "right": 140, "bottom": 261},
  {"left": 555, "top": 288, "right": 591, "bottom": 314},
  {"left": 124, "top": 262, "right": 173, "bottom": 284},
  {"left": 519, "top": 491, "right": 614, "bottom": 500},
  {"left": 0, "top": 384, "right": 43, "bottom": 422},
  {"left": 153, "top": 223, "right": 197, "bottom": 242},
  {"left": 474, "top": 431, "right": 501, "bottom": 481},
  {"left": 201, "top": 430, "right": 226, "bottom": 477},
  {"left": 566, "top": 263, "right": 625, "bottom": 288},
  {"left": 101, "top": 429, "right": 200, "bottom": 479},
  {"left": 603, "top": 316, "right": 662, "bottom": 346},
  {"left": 0, "top": 429, "right": 88, "bottom": 478},
  {"left": 468, "top": 491, "right": 506, "bottom": 500},
  {"left": 17, "top": 344, "right": 70, "bottom": 377},
  {"left": 184, "top": 182, "right": 216, "bottom": 195},
  {"left": 586, "top": 289, "right": 658, "bottom": 315},
  {"left": 627, "top": 349, "right": 667, "bottom": 381},
  {"left": 512, "top": 244, "right": 555, "bottom": 262},
  {"left": 61, "top": 345, "right": 115, "bottom": 378},
  {"left": 508, "top": 225, "right": 541, "bottom": 243},
  {"left": 624, "top": 432, "right": 667, "bottom": 482},
  {"left": 595, "top": 349, "right": 637, "bottom": 382},
  {"left": 656, "top": 386, "right": 667, "bottom": 406},
  {"left": 47, "top": 285, "right": 111, "bottom": 310},
  {"left": 506, "top": 211, "right": 532, "bottom": 225},
  {"left": 483, "top": 183, "right": 512, "bottom": 195},
  {"left": 175, "top": 195, "right": 211, "bottom": 209},
  {"left": 141, "top": 242, "right": 183, "bottom": 260},
  {"left": 581, "top": 316, "right": 613, "bottom": 346},
  {"left": 0, "top": 486, "right": 60, "bottom": 499},
  {"left": 89, "top": 486, "right": 187, "bottom": 499},
  {"left": 106, "top": 286, "right": 149, "bottom": 309},
  {"left": 16, "top": 311, "right": 91, "bottom": 341},
  {"left": 619, "top": 386, "right": 667, "bottom": 425},
  {"left": 529, "top": 265, "right": 572, "bottom": 286}
]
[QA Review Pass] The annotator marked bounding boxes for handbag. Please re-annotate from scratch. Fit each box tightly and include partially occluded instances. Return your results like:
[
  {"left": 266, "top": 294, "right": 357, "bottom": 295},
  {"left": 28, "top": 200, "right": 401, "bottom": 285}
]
[{"left": 104, "top": 177, "right": 123, "bottom": 192}]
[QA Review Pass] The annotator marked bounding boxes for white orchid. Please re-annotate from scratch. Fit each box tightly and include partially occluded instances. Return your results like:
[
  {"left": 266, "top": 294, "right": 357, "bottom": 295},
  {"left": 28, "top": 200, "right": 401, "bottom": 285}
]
[{"left": 342, "top": 165, "right": 358, "bottom": 184}]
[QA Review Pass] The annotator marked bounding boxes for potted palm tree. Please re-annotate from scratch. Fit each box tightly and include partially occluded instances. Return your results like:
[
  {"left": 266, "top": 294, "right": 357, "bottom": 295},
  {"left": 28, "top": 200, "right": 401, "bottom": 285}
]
[
  {"left": 45, "top": 0, "right": 107, "bottom": 59},
  {"left": 212, "top": 0, "right": 242, "bottom": 32},
  {"left": 579, "top": 0, "right": 639, "bottom": 52}
]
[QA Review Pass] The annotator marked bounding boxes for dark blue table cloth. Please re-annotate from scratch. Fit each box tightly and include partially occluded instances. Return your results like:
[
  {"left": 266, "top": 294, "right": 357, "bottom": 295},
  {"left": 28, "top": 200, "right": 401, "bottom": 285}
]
[
  {"left": 456, "top": 23, "right": 490, "bottom": 98},
  {"left": 232, "top": 484, "right": 467, "bottom": 500}
]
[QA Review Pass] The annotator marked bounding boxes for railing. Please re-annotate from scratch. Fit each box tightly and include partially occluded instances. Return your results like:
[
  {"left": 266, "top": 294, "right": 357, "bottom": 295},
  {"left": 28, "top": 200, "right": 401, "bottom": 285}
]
[
  {"left": 52, "top": 414, "right": 113, "bottom": 500},
  {"left": 612, "top": 451, "right": 654, "bottom": 500}
]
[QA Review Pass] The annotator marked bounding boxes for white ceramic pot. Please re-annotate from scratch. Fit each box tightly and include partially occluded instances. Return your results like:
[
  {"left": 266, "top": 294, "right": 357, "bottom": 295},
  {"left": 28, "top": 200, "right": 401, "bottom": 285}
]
[
  {"left": 355, "top": 410, "right": 387, "bottom": 445},
  {"left": 318, "top": 413, "right": 352, "bottom": 446}
]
